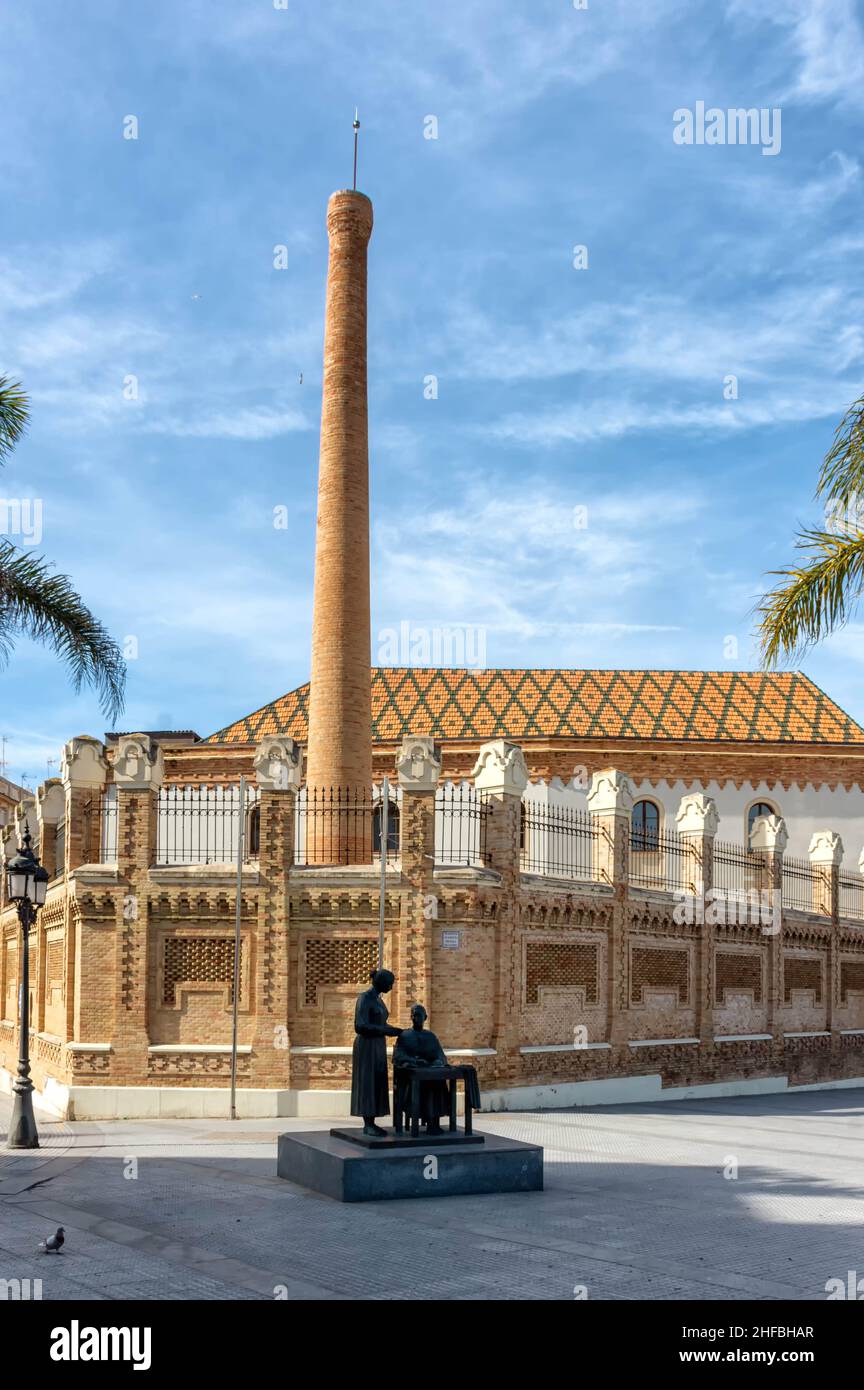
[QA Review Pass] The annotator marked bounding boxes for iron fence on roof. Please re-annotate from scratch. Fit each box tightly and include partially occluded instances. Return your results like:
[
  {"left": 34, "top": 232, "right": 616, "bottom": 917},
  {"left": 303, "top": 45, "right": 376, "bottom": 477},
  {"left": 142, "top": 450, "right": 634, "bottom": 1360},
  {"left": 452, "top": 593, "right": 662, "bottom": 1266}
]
[
  {"left": 782, "top": 855, "right": 827, "bottom": 915},
  {"left": 713, "top": 841, "right": 768, "bottom": 898},
  {"left": 839, "top": 870, "right": 864, "bottom": 923},
  {"left": 629, "top": 826, "right": 695, "bottom": 894},
  {"left": 156, "top": 784, "right": 260, "bottom": 865},
  {"left": 294, "top": 787, "right": 399, "bottom": 866},
  {"left": 710, "top": 841, "right": 775, "bottom": 926},
  {"left": 520, "top": 801, "right": 598, "bottom": 882},
  {"left": 434, "top": 784, "right": 490, "bottom": 868}
]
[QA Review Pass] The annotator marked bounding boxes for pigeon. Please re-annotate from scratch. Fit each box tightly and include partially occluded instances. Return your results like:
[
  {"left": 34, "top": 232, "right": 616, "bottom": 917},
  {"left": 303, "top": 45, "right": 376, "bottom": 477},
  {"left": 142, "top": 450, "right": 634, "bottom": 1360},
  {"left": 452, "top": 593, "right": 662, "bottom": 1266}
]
[
  {"left": 298, "top": 372, "right": 303, "bottom": 384},
  {"left": 38, "top": 1226, "right": 64, "bottom": 1254}
]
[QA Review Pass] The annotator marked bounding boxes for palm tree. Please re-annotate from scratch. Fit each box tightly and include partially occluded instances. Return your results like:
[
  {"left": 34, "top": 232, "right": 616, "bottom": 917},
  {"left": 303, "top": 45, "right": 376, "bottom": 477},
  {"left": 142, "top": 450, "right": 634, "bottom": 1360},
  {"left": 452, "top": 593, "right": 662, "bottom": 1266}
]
[
  {"left": 757, "top": 393, "right": 864, "bottom": 667},
  {"left": 0, "top": 375, "right": 28, "bottom": 465},
  {"left": 0, "top": 375, "right": 126, "bottom": 719}
]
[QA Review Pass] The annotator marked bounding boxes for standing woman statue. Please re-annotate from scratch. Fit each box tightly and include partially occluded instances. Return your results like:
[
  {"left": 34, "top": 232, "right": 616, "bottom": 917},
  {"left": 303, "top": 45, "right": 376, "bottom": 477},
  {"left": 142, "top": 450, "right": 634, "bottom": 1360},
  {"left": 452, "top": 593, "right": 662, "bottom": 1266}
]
[{"left": 350, "top": 969, "right": 402, "bottom": 1136}]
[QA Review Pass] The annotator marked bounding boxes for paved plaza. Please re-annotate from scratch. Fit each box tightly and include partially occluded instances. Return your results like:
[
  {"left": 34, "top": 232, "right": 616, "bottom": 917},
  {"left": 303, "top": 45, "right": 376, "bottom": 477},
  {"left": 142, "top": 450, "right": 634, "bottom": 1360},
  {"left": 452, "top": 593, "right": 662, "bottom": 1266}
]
[{"left": 1, "top": 1088, "right": 862, "bottom": 1301}]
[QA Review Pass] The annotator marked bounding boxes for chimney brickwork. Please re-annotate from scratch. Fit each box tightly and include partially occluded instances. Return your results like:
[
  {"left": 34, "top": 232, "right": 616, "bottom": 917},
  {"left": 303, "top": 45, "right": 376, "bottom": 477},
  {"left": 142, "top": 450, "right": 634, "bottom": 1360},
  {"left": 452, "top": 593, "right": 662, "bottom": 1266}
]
[{"left": 306, "top": 191, "right": 374, "bottom": 818}]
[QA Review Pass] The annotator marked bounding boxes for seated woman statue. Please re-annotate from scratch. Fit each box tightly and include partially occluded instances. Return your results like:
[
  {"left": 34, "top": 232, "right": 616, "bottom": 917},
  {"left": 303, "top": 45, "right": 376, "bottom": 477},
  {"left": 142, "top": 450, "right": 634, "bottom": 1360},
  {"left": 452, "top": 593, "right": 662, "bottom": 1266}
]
[{"left": 393, "top": 1003, "right": 451, "bottom": 1135}]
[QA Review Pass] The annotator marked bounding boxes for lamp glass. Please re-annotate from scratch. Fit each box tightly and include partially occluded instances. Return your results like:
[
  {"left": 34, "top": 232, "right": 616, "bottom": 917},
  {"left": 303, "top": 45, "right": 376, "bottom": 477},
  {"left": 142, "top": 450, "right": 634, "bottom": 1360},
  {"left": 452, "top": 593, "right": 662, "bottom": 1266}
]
[{"left": 7, "top": 867, "right": 30, "bottom": 901}]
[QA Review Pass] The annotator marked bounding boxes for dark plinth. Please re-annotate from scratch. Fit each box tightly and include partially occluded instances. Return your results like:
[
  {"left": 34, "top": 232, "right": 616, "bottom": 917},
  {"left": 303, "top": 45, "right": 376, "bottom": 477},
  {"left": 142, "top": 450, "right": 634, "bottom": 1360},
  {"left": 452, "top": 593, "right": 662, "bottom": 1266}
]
[
  {"left": 330, "top": 1126, "right": 484, "bottom": 1149},
  {"left": 277, "top": 1128, "right": 543, "bottom": 1203}
]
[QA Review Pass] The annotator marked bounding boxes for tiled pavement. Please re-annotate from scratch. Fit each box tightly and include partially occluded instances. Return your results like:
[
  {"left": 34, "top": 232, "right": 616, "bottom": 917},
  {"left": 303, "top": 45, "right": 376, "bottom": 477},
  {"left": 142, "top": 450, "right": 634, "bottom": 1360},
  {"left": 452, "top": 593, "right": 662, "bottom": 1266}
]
[{"left": 2, "top": 1088, "right": 863, "bottom": 1300}]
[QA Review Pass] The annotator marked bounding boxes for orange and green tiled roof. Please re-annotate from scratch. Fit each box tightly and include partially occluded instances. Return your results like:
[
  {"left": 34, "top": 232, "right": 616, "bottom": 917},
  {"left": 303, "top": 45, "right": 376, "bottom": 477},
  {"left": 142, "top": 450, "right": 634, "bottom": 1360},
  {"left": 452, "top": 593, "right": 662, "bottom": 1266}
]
[{"left": 206, "top": 669, "right": 864, "bottom": 746}]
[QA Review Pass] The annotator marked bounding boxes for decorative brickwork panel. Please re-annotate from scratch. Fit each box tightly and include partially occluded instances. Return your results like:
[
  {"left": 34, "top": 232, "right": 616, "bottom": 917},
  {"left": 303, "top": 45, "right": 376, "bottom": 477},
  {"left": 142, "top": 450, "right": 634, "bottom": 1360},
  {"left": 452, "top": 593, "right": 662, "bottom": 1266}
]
[
  {"left": 162, "top": 936, "right": 238, "bottom": 1006},
  {"left": 47, "top": 939, "right": 64, "bottom": 993},
  {"left": 840, "top": 959, "right": 864, "bottom": 1005},
  {"left": 631, "top": 946, "right": 690, "bottom": 1006},
  {"left": 37, "top": 1035, "right": 62, "bottom": 1070},
  {"left": 715, "top": 951, "right": 762, "bottom": 1005},
  {"left": 44, "top": 935, "right": 66, "bottom": 1036},
  {"left": 524, "top": 941, "right": 598, "bottom": 1006},
  {"left": 304, "top": 936, "right": 378, "bottom": 1007},
  {"left": 783, "top": 954, "right": 822, "bottom": 1005},
  {"left": 40, "top": 895, "right": 66, "bottom": 933},
  {"left": 148, "top": 1051, "right": 251, "bottom": 1078}
]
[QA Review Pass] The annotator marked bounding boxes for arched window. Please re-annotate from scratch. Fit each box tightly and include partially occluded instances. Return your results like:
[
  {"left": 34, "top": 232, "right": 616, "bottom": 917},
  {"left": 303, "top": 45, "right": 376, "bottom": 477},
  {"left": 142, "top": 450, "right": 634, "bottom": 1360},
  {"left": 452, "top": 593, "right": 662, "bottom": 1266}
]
[
  {"left": 631, "top": 799, "right": 660, "bottom": 852},
  {"left": 747, "top": 801, "right": 776, "bottom": 847},
  {"left": 247, "top": 805, "right": 260, "bottom": 857},
  {"left": 373, "top": 801, "right": 400, "bottom": 855}
]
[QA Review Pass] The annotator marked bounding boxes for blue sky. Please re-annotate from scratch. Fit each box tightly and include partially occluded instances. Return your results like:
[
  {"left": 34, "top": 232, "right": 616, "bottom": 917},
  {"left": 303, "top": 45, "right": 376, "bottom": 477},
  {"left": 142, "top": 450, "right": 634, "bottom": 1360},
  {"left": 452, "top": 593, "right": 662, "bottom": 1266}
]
[{"left": 1, "top": 0, "right": 863, "bottom": 785}]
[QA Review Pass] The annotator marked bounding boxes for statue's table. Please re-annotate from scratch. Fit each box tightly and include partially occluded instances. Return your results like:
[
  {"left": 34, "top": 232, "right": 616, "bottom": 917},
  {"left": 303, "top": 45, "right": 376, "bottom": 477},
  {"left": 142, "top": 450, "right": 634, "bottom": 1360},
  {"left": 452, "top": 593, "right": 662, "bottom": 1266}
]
[{"left": 393, "top": 1063, "right": 477, "bottom": 1138}]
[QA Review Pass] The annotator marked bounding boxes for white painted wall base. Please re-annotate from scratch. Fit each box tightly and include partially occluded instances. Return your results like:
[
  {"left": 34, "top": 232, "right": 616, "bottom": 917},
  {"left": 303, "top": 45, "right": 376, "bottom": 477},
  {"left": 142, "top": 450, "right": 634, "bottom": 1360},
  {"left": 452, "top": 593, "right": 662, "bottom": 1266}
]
[
  {"left": 481, "top": 1071, "right": 864, "bottom": 1109},
  {"left": 482, "top": 1075, "right": 661, "bottom": 1110},
  {"left": 5, "top": 1065, "right": 864, "bottom": 1121}
]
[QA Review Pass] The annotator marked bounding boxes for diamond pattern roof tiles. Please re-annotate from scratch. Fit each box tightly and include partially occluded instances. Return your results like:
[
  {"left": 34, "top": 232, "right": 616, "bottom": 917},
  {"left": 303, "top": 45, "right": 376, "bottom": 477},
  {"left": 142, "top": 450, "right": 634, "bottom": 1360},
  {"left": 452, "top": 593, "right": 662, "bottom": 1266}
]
[{"left": 205, "top": 669, "right": 864, "bottom": 746}]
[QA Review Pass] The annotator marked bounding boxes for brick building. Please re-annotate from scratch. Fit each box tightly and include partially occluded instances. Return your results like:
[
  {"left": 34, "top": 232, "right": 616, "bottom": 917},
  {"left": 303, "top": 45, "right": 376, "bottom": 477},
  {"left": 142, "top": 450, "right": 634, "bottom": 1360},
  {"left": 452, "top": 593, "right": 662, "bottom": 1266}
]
[
  {"left": 2, "top": 185, "right": 864, "bottom": 1119},
  {"left": 0, "top": 774, "right": 30, "bottom": 833}
]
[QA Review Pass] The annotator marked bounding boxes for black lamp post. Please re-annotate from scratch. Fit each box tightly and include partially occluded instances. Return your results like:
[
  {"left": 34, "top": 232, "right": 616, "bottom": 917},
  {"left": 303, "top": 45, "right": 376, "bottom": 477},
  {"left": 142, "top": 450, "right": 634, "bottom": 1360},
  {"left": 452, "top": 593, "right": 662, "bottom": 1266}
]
[{"left": 6, "top": 827, "right": 49, "bottom": 1149}]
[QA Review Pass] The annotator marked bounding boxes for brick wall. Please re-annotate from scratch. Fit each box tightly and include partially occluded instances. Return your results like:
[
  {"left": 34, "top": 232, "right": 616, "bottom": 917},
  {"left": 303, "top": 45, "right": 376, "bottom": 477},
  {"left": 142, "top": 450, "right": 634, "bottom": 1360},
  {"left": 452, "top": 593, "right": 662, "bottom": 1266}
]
[{"left": 4, "top": 759, "right": 864, "bottom": 1102}]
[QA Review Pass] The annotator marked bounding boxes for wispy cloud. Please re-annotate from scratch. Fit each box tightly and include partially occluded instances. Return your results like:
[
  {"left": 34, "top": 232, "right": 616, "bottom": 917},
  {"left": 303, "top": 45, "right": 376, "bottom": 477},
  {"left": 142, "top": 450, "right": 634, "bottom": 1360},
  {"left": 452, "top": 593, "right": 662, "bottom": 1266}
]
[
  {"left": 781, "top": 0, "right": 864, "bottom": 105},
  {"left": 0, "top": 237, "right": 320, "bottom": 441},
  {"left": 373, "top": 484, "right": 705, "bottom": 666},
  {"left": 145, "top": 406, "right": 310, "bottom": 440},
  {"left": 0, "top": 241, "right": 117, "bottom": 314},
  {"left": 207, "top": 0, "right": 681, "bottom": 141},
  {"left": 727, "top": 149, "right": 861, "bottom": 219},
  {"left": 485, "top": 388, "right": 859, "bottom": 447},
  {"left": 728, "top": 0, "right": 864, "bottom": 107},
  {"left": 427, "top": 283, "right": 864, "bottom": 391}
]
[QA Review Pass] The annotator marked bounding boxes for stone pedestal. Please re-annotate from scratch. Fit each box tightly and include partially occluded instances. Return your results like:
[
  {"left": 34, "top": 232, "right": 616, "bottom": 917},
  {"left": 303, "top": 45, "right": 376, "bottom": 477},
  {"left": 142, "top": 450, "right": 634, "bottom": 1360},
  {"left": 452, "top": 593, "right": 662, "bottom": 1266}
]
[{"left": 277, "top": 1127, "right": 543, "bottom": 1202}]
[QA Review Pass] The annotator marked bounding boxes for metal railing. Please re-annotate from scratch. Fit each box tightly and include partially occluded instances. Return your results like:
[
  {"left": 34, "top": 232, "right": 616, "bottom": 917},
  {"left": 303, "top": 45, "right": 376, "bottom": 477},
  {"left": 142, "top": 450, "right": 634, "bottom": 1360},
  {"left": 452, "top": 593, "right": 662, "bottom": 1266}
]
[
  {"left": 520, "top": 801, "right": 597, "bottom": 881},
  {"left": 782, "top": 855, "right": 826, "bottom": 915},
  {"left": 629, "top": 826, "right": 695, "bottom": 893},
  {"left": 713, "top": 840, "right": 768, "bottom": 898},
  {"left": 156, "top": 784, "right": 260, "bottom": 865},
  {"left": 98, "top": 790, "right": 117, "bottom": 864},
  {"left": 294, "top": 788, "right": 400, "bottom": 867},
  {"left": 839, "top": 871, "right": 864, "bottom": 923},
  {"left": 434, "top": 784, "right": 490, "bottom": 868}
]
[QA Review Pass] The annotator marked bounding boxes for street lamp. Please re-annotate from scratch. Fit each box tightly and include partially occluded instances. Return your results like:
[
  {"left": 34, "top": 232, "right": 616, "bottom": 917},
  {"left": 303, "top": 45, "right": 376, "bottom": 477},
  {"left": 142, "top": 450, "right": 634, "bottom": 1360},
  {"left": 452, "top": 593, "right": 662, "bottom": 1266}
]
[{"left": 6, "top": 826, "right": 48, "bottom": 1149}]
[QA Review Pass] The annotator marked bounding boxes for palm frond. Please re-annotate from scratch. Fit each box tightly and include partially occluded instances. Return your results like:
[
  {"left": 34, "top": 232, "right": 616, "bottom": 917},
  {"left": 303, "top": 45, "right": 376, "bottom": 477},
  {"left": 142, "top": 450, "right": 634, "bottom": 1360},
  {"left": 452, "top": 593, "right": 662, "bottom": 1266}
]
[
  {"left": 0, "top": 541, "right": 126, "bottom": 720},
  {"left": 0, "top": 376, "right": 29, "bottom": 464},
  {"left": 756, "top": 526, "right": 864, "bottom": 668},
  {"left": 816, "top": 393, "right": 864, "bottom": 508}
]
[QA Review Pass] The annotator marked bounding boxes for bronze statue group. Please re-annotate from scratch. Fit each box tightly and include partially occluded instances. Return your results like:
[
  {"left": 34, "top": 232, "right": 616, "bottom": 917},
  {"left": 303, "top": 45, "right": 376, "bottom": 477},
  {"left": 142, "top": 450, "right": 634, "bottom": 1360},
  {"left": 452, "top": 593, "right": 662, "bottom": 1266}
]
[{"left": 351, "top": 970, "right": 480, "bottom": 1137}]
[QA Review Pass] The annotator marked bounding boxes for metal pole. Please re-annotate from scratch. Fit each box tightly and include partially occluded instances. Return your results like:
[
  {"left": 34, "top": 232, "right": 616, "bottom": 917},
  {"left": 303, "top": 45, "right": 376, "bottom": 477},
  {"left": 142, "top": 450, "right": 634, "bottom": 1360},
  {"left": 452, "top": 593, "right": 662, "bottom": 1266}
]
[
  {"left": 229, "top": 776, "right": 246, "bottom": 1121},
  {"left": 378, "top": 775, "right": 388, "bottom": 968},
  {"left": 8, "top": 901, "right": 39, "bottom": 1148}
]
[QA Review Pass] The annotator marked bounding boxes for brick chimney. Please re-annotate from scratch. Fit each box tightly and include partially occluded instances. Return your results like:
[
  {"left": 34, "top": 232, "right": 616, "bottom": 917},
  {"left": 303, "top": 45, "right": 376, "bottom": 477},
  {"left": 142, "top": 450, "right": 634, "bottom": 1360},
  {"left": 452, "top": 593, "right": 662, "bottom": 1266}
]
[{"left": 305, "top": 190, "right": 374, "bottom": 858}]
